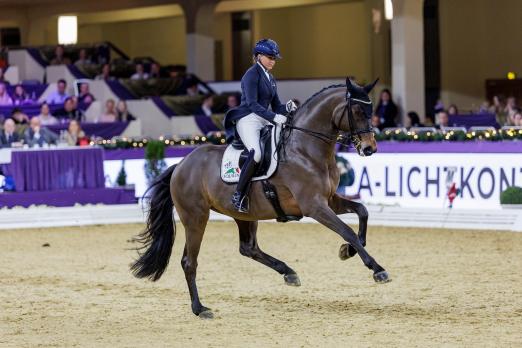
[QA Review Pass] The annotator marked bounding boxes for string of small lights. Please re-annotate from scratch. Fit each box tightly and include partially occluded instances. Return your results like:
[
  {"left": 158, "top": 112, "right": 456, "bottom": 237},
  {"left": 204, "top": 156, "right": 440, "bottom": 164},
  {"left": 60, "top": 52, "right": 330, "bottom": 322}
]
[{"left": 91, "top": 128, "right": 522, "bottom": 149}]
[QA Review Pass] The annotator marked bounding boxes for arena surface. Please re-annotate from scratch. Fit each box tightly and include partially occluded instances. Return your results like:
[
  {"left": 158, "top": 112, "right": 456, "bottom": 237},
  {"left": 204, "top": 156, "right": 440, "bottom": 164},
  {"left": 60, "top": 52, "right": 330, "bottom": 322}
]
[{"left": 1, "top": 222, "right": 521, "bottom": 347}]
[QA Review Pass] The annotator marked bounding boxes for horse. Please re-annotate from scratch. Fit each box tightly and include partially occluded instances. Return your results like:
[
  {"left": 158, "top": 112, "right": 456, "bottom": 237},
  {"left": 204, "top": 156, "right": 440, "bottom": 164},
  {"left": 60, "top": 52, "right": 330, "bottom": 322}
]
[{"left": 131, "top": 77, "right": 390, "bottom": 318}]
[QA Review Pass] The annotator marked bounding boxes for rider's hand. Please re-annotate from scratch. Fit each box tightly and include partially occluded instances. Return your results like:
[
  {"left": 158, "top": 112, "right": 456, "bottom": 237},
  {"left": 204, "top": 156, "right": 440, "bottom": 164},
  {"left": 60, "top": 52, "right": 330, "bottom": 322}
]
[
  {"left": 273, "top": 114, "right": 287, "bottom": 124},
  {"left": 286, "top": 100, "right": 298, "bottom": 113}
]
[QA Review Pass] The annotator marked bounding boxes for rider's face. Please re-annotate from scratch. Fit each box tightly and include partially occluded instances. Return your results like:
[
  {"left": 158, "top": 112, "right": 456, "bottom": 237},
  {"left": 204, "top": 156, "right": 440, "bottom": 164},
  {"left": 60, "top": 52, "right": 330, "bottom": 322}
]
[{"left": 258, "top": 55, "right": 276, "bottom": 70}]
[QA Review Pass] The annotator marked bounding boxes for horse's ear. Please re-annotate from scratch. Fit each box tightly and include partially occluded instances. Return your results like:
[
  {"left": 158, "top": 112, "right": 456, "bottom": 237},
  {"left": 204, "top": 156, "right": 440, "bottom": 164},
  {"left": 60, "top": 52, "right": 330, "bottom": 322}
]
[
  {"left": 346, "top": 77, "right": 354, "bottom": 91},
  {"left": 364, "top": 78, "right": 379, "bottom": 94}
]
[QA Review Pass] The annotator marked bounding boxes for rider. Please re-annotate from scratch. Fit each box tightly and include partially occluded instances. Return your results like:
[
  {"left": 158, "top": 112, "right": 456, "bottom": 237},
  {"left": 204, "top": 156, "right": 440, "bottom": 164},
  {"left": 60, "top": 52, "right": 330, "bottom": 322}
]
[{"left": 224, "top": 39, "right": 297, "bottom": 213}]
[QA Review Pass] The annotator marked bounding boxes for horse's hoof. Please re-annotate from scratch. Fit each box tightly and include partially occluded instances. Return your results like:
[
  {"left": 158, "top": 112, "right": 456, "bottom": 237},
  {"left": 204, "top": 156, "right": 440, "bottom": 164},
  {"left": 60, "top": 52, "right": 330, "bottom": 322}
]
[
  {"left": 339, "top": 244, "right": 357, "bottom": 260},
  {"left": 198, "top": 309, "right": 214, "bottom": 319},
  {"left": 373, "top": 271, "right": 391, "bottom": 283},
  {"left": 284, "top": 273, "right": 301, "bottom": 287}
]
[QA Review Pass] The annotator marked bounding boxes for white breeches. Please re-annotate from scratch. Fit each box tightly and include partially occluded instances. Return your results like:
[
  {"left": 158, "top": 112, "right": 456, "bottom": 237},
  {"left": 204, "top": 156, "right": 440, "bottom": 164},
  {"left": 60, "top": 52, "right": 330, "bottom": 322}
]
[{"left": 236, "top": 113, "right": 271, "bottom": 163}]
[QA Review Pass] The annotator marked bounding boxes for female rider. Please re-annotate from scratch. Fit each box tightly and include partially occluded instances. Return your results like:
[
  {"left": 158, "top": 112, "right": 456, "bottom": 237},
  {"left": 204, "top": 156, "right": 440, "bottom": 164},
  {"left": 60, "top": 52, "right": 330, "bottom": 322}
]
[{"left": 224, "top": 39, "right": 297, "bottom": 213}]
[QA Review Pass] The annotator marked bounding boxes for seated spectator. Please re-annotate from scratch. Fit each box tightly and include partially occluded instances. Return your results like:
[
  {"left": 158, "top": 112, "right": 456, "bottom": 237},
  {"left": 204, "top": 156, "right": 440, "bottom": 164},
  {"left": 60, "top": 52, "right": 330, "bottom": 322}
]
[
  {"left": 371, "top": 114, "right": 382, "bottom": 132},
  {"left": 47, "top": 79, "right": 69, "bottom": 104},
  {"left": 64, "top": 120, "right": 87, "bottom": 146},
  {"left": 95, "top": 63, "right": 114, "bottom": 81},
  {"left": 505, "top": 97, "right": 518, "bottom": 122},
  {"left": 78, "top": 83, "right": 95, "bottom": 105},
  {"left": 150, "top": 63, "right": 161, "bottom": 79},
  {"left": 55, "top": 97, "right": 84, "bottom": 121},
  {"left": 11, "top": 108, "right": 30, "bottom": 134},
  {"left": 24, "top": 117, "right": 58, "bottom": 147},
  {"left": 514, "top": 109, "right": 522, "bottom": 127},
  {"left": 226, "top": 94, "right": 239, "bottom": 111},
  {"left": 37, "top": 103, "right": 58, "bottom": 126},
  {"left": 376, "top": 89, "right": 398, "bottom": 128},
  {"left": 448, "top": 104, "right": 459, "bottom": 115},
  {"left": 131, "top": 63, "right": 149, "bottom": 80},
  {"left": 0, "top": 82, "right": 13, "bottom": 105},
  {"left": 185, "top": 78, "right": 200, "bottom": 96},
  {"left": 406, "top": 111, "right": 424, "bottom": 128},
  {"left": 12, "top": 84, "right": 32, "bottom": 105},
  {"left": 99, "top": 99, "right": 117, "bottom": 123},
  {"left": 435, "top": 110, "right": 450, "bottom": 129},
  {"left": 506, "top": 107, "right": 521, "bottom": 126},
  {"left": 74, "top": 48, "right": 92, "bottom": 67},
  {"left": 196, "top": 94, "right": 214, "bottom": 117},
  {"left": 0, "top": 118, "right": 20, "bottom": 148},
  {"left": 116, "top": 100, "right": 135, "bottom": 121},
  {"left": 50, "top": 45, "right": 72, "bottom": 65}
]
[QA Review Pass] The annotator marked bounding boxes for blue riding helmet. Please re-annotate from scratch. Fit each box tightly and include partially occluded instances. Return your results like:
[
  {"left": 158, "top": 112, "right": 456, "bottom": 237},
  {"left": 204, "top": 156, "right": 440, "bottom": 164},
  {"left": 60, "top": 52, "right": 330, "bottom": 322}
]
[{"left": 253, "top": 39, "right": 282, "bottom": 59}]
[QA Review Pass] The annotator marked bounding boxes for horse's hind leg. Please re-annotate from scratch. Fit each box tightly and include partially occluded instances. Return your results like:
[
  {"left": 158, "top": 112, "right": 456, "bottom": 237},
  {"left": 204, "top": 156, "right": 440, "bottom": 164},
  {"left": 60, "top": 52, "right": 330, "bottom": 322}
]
[
  {"left": 178, "top": 207, "right": 213, "bottom": 318},
  {"left": 235, "top": 219, "right": 300, "bottom": 286},
  {"left": 330, "top": 194, "right": 367, "bottom": 260}
]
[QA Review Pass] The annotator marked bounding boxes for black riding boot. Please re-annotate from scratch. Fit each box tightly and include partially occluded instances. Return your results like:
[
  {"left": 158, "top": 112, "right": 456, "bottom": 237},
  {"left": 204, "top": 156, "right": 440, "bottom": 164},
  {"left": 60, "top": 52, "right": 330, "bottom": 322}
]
[{"left": 231, "top": 150, "right": 257, "bottom": 213}]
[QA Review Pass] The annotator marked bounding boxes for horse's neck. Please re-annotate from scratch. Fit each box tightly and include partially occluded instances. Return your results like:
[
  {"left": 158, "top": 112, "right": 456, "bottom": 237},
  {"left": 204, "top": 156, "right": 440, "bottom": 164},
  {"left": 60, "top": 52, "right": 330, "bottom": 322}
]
[{"left": 288, "top": 89, "right": 343, "bottom": 158}]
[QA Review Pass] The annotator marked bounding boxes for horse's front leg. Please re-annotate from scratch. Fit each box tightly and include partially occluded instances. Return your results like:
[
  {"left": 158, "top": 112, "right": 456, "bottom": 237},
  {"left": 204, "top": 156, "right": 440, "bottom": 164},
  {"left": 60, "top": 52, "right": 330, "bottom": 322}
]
[
  {"left": 307, "top": 199, "right": 390, "bottom": 283},
  {"left": 329, "top": 194, "right": 368, "bottom": 260}
]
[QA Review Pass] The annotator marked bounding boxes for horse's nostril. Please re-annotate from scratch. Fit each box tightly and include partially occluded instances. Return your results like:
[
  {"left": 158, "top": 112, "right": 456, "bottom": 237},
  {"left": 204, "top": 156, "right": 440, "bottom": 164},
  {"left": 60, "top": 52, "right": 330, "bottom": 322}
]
[{"left": 363, "top": 146, "right": 373, "bottom": 156}]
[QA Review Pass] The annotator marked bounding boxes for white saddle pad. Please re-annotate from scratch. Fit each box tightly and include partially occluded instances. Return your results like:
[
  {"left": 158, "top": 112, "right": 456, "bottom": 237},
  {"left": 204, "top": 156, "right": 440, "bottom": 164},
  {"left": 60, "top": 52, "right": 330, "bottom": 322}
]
[{"left": 221, "top": 124, "right": 281, "bottom": 183}]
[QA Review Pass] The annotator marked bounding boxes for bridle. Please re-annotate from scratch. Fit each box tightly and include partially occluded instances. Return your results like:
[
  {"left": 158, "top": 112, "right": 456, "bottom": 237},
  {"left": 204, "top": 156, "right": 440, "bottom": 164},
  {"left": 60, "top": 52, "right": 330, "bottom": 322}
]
[{"left": 284, "top": 87, "right": 374, "bottom": 151}]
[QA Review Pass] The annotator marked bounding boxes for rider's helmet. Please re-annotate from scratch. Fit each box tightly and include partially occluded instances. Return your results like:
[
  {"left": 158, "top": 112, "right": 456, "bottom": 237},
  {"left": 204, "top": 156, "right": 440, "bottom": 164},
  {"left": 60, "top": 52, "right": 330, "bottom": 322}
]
[{"left": 252, "top": 39, "right": 282, "bottom": 59}]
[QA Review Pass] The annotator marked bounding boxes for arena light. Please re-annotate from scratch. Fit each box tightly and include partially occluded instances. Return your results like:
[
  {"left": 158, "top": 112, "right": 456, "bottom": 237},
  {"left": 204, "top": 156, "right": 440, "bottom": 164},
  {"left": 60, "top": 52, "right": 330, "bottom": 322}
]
[
  {"left": 384, "top": 0, "right": 393, "bottom": 20},
  {"left": 507, "top": 72, "right": 516, "bottom": 80},
  {"left": 58, "top": 16, "right": 78, "bottom": 45}
]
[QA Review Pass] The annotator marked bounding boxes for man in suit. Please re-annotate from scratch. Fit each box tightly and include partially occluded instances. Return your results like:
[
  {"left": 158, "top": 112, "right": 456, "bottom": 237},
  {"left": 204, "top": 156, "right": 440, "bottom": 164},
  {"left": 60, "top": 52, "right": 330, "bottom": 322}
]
[
  {"left": 0, "top": 118, "right": 21, "bottom": 148},
  {"left": 24, "top": 117, "right": 58, "bottom": 148},
  {"left": 223, "top": 38, "right": 296, "bottom": 212}
]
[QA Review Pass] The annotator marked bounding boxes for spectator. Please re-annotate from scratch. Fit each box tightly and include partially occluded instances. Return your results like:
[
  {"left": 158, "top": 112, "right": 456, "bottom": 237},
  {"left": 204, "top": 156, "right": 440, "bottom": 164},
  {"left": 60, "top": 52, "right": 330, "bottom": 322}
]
[
  {"left": 505, "top": 97, "right": 518, "bottom": 122},
  {"left": 226, "top": 94, "right": 239, "bottom": 111},
  {"left": 376, "top": 89, "right": 398, "bottom": 128},
  {"left": 50, "top": 45, "right": 72, "bottom": 65},
  {"left": 0, "top": 82, "right": 13, "bottom": 105},
  {"left": 116, "top": 100, "right": 135, "bottom": 121},
  {"left": 0, "top": 118, "right": 20, "bottom": 148},
  {"left": 448, "top": 104, "right": 459, "bottom": 115},
  {"left": 406, "top": 111, "right": 424, "bottom": 128},
  {"left": 185, "top": 78, "right": 199, "bottom": 96},
  {"left": 12, "top": 84, "right": 31, "bottom": 105},
  {"left": 371, "top": 114, "right": 382, "bottom": 132},
  {"left": 196, "top": 94, "right": 214, "bottom": 117},
  {"left": 150, "top": 63, "right": 161, "bottom": 78},
  {"left": 56, "top": 97, "right": 84, "bottom": 121},
  {"left": 11, "top": 108, "right": 30, "bottom": 133},
  {"left": 24, "top": 117, "right": 58, "bottom": 147},
  {"left": 78, "top": 83, "right": 95, "bottom": 105},
  {"left": 47, "top": 79, "right": 69, "bottom": 104},
  {"left": 507, "top": 107, "right": 521, "bottom": 126},
  {"left": 99, "top": 99, "right": 117, "bottom": 123},
  {"left": 95, "top": 63, "right": 114, "bottom": 81},
  {"left": 131, "top": 63, "right": 149, "bottom": 80},
  {"left": 0, "top": 67, "right": 8, "bottom": 84},
  {"left": 514, "top": 109, "right": 522, "bottom": 127},
  {"left": 74, "top": 48, "right": 92, "bottom": 67},
  {"left": 64, "top": 120, "right": 87, "bottom": 146},
  {"left": 37, "top": 103, "right": 58, "bottom": 126},
  {"left": 436, "top": 110, "right": 450, "bottom": 129}
]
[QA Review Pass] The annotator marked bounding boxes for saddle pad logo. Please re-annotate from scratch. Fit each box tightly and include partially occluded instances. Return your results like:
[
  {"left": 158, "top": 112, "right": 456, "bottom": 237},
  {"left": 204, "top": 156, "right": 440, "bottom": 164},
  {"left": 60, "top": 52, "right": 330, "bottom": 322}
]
[{"left": 223, "top": 165, "right": 241, "bottom": 179}]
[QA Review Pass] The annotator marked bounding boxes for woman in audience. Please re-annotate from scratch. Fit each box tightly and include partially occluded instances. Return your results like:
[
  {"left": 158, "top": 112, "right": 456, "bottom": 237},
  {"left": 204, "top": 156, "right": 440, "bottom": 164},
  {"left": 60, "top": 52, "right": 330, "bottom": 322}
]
[
  {"left": 74, "top": 49, "right": 92, "bottom": 67},
  {"left": 37, "top": 102, "right": 58, "bottom": 125},
  {"left": 116, "top": 100, "right": 135, "bottom": 121},
  {"left": 448, "top": 104, "right": 459, "bottom": 115},
  {"left": 406, "top": 111, "right": 424, "bottom": 128},
  {"left": 131, "top": 63, "right": 149, "bottom": 80},
  {"left": 95, "top": 63, "right": 114, "bottom": 81},
  {"left": 12, "top": 84, "right": 31, "bottom": 105},
  {"left": 99, "top": 99, "right": 117, "bottom": 123},
  {"left": 376, "top": 89, "right": 398, "bottom": 128},
  {"left": 50, "top": 45, "right": 72, "bottom": 65},
  {"left": 64, "top": 120, "right": 87, "bottom": 146},
  {"left": 0, "top": 82, "right": 13, "bottom": 105}
]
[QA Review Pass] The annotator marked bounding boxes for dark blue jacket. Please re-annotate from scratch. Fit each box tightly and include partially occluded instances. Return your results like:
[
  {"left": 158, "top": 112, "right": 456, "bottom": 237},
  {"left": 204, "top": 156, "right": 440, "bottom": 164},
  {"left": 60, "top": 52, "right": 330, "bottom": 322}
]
[{"left": 224, "top": 63, "right": 287, "bottom": 133}]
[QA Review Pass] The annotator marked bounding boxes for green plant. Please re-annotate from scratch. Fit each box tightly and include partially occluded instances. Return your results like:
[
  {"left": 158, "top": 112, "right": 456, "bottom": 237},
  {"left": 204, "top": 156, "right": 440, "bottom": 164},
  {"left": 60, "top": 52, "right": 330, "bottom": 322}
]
[
  {"left": 144, "top": 140, "right": 167, "bottom": 186},
  {"left": 116, "top": 160, "right": 127, "bottom": 187},
  {"left": 500, "top": 186, "right": 522, "bottom": 204}
]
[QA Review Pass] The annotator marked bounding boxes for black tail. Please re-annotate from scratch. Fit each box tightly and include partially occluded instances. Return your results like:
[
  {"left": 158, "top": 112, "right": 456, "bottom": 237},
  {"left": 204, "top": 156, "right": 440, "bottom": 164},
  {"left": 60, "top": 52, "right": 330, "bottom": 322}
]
[{"left": 131, "top": 165, "right": 177, "bottom": 281}]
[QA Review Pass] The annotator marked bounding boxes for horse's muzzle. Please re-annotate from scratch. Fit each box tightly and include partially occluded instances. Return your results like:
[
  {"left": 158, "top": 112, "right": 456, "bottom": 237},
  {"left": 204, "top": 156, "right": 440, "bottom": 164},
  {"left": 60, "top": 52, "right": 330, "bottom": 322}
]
[{"left": 363, "top": 146, "right": 375, "bottom": 156}]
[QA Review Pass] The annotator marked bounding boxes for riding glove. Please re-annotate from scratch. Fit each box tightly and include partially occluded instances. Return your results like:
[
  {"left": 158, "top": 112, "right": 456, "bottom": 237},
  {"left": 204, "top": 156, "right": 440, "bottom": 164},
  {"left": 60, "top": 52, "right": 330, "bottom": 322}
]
[
  {"left": 273, "top": 114, "right": 287, "bottom": 124},
  {"left": 286, "top": 100, "right": 298, "bottom": 113}
]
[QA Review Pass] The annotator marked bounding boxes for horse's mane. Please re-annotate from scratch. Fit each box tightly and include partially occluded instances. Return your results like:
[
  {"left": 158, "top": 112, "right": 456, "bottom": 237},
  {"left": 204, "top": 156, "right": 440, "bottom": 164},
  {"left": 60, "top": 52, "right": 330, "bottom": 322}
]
[{"left": 299, "top": 83, "right": 346, "bottom": 110}]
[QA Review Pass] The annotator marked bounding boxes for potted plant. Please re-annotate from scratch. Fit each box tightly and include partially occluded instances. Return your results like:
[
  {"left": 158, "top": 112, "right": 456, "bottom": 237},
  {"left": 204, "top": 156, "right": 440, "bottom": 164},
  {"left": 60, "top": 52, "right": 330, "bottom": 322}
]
[
  {"left": 500, "top": 186, "right": 522, "bottom": 209},
  {"left": 144, "top": 140, "right": 167, "bottom": 186}
]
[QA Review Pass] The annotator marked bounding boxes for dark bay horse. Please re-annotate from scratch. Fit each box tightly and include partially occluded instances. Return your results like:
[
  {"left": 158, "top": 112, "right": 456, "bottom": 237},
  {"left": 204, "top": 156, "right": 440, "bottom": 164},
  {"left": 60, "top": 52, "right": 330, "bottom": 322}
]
[{"left": 131, "top": 78, "right": 390, "bottom": 318}]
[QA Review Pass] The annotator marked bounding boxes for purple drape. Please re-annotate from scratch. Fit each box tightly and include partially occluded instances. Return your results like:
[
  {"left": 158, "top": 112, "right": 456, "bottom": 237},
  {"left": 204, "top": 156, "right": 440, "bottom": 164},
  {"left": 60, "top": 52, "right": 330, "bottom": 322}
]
[
  {"left": 448, "top": 113, "right": 499, "bottom": 128},
  {"left": 4, "top": 148, "right": 105, "bottom": 192},
  {"left": 66, "top": 64, "right": 87, "bottom": 79},
  {"left": 194, "top": 115, "right": 219, "bottom": 134},
  {"left": 47, "top": 121, "right": 129, "bottom": 138},
  {"left": 0, "top": 103, "right": 63, "bottom": 117},
  {"left": 106, "top": 80, "right": 136, "bottom": 100},
  {"left": 151, "top": 96, "right": 175, "bottom": 117},
  {"left": 26, "top": 48, "right": 48, "bottom": 67}
]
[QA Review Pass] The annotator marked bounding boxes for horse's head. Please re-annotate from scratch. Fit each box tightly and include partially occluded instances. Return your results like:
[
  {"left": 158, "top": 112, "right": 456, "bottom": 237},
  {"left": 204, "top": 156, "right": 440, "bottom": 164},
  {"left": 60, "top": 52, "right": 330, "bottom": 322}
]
[{"left": 335, "top": 77, "right": 379, "bottom": 156}]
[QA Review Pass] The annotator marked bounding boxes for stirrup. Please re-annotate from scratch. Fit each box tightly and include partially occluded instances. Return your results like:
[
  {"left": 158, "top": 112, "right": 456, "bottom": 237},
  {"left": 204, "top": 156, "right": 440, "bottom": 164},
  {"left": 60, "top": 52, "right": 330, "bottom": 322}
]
[{"left": 232, "top": 191, "right": 249, "bottom": 213}]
